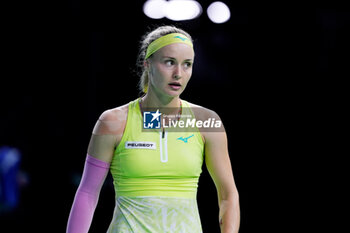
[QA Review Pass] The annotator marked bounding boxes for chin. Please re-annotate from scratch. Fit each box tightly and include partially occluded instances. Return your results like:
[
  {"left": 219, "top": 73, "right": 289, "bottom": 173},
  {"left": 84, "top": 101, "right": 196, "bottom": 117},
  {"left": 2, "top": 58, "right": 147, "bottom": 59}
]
[
  {"left": 152, "top": 84, "right": 185, "bottom": 98},
  {"left": 165, "top": 88, "right": 184, "bottom": 97}
]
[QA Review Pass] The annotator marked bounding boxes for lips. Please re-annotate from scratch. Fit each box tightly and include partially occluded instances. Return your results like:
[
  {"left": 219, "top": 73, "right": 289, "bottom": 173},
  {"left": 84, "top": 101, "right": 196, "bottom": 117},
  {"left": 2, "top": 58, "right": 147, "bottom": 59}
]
[{"left": 168, "top": 82, "right": 182, "bottom": 90}]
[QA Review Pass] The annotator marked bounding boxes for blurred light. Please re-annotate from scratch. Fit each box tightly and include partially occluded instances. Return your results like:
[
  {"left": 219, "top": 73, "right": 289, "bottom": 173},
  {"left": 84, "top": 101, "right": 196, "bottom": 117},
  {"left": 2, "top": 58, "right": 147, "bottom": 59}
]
[
  {"left": 166, "top": 0, "right": 202, "bottom": 21},
  {"left": 143, "top": 0, "right": 202, "bottom": 21},
  {"left": 207, "top": 1, "right": 231, "bottom": 24},
  {"left": 143, "top": 0, "right": 167, "bottom": 19}
]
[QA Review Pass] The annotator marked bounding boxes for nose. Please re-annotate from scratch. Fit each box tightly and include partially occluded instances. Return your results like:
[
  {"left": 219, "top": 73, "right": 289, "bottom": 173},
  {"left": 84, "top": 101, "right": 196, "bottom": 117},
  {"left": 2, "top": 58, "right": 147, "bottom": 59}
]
[{"left": 173, "top": 64, "right": 182, "bottom": 80}]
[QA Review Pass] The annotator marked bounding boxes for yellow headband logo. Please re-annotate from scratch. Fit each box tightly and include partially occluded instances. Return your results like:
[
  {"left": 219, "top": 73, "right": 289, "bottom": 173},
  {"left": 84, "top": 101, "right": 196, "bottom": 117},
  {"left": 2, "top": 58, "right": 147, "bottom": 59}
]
[{"left": 145, "top": 33, "right": 193, "bottom": 59}]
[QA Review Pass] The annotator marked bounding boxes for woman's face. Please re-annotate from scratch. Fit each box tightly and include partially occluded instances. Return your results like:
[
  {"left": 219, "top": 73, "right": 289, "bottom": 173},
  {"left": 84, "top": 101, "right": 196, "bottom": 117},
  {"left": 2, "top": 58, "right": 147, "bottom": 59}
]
[{"left": 147, "top": 43, "right": 194, "bottom": 97}]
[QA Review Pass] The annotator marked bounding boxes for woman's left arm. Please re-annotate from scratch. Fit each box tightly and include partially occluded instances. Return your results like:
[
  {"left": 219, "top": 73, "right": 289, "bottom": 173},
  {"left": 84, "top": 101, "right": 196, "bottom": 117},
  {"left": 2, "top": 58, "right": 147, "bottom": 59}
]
[{"left": 203, "top": 112, "right": 240, "bottom": 233}]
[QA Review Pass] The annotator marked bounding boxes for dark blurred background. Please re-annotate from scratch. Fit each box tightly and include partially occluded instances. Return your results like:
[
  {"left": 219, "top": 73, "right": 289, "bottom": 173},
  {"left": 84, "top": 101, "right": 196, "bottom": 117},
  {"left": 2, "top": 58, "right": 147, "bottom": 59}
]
[{"left": 1, "top": 1, "right": 349, "bottom": 232}]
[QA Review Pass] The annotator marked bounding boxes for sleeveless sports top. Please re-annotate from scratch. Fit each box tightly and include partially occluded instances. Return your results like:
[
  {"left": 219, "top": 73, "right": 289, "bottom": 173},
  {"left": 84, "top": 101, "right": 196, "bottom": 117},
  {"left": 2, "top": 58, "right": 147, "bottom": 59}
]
[{"left": 107, "top": 98, "right": 204, "bottom": 233}]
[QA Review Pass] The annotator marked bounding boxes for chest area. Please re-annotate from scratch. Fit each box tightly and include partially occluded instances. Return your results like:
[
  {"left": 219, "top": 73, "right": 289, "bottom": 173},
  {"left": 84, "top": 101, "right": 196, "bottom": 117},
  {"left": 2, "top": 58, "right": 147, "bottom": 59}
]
[{"left": 115, "top": 131, "right": 204, "bottom": 177}]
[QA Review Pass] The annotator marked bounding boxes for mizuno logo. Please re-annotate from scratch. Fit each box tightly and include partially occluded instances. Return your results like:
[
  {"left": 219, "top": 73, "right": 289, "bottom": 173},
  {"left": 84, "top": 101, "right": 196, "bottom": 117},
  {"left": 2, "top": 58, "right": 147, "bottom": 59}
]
[
  {"left": 177, "top": 134, "right": 194, "bottom": 143},
  {"left": 174, "top": 35, "right": 187, "bottom": 41}
]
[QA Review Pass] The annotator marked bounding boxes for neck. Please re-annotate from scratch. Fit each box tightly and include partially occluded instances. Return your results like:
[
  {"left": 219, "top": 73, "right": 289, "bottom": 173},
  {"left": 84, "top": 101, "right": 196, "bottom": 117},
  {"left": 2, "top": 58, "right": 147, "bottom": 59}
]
[
  {"left": 141, "top": 90, "right": 181, "bottom": 116},
  {"left": 142, "top": 91, "right": 180, "bottom": 108}
]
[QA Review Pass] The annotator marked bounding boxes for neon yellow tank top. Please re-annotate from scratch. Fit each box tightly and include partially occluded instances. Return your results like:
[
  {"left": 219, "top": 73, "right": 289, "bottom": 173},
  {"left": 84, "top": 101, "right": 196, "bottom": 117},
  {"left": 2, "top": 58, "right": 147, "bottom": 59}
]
[{"left": 110, "top": 98, "right": 204, "bottom": 198}]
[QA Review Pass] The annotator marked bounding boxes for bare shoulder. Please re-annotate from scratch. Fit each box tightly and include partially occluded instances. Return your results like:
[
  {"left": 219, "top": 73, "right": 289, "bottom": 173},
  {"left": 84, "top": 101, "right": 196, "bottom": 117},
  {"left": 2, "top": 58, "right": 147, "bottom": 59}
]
[
  {"left": 88, "top": 103, "right": 130, "bottom": 161},
  {"left": 99, "top": 103, "right": 129, "bottom": 122},
  {"left": 185, "top": 100, "right": 221, "bottom": 120},
  {"left": 184, "top": 100, "right": 225, "bottom": 144},
  {"left": 93, "top": 103, "right": 129, "bottom": 135}
]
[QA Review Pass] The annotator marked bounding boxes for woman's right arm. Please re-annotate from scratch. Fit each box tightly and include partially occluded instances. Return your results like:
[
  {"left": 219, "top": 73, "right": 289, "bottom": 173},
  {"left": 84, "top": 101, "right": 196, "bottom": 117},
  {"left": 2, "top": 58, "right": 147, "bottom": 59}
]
[{"left": 66, "top": 107, "right": 127, "bottom": 233}]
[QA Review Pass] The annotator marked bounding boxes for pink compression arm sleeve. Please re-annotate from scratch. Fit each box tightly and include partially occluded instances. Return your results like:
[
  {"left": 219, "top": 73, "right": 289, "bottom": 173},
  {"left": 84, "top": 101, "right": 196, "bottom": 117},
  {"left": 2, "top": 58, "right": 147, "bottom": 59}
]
[{"left": 66, "top": 154, "right": 110, "bottom": 233}]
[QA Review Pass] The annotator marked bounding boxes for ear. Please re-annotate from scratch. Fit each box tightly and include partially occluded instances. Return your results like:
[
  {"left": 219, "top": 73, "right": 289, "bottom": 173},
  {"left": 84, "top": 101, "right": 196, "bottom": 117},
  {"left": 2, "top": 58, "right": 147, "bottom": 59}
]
[{"left": 143, "top": 60, "right": 150, "bottom": 69}]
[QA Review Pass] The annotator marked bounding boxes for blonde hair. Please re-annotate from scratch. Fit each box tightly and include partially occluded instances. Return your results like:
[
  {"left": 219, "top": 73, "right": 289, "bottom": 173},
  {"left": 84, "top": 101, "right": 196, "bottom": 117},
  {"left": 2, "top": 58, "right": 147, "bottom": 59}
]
[{"left": 137, "top": 25, "right": 193, "bottom": 93}]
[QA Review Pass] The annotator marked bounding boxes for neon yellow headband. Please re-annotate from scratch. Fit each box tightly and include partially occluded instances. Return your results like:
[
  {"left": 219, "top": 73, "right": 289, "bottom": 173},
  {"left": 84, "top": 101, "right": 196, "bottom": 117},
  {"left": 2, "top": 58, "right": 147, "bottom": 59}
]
[{"left": 145, "top": 33, "right": 193, "bottom": 59}]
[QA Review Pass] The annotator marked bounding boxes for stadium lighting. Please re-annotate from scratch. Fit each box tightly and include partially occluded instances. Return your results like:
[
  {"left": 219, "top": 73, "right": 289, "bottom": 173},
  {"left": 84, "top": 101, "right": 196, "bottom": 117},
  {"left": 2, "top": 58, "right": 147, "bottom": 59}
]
[
  {"left": 143, "top": 0, "right": 167, "bottom": 19},
  {"left": 143, "top": 0, "right": 202, "bottom": 21},
  {"left": 166, "top": 0, "right": 202, "bottom": 21},
  {"left": 207, "top": 1, "right": 231, "bottom": 24}
]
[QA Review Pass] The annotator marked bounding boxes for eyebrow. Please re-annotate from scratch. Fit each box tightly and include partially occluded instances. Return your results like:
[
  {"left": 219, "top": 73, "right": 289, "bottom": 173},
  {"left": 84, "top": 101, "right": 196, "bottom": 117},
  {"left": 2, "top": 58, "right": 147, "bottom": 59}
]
[{"left": 162, "top": 56, "right": 193, "bottom": 62}]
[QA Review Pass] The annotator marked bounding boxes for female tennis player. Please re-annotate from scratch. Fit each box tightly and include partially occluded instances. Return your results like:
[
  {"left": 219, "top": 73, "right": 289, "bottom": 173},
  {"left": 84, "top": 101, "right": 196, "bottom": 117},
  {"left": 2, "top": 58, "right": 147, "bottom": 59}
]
[{"left": 66, "top": 25, "right": 240, "bottom": 233}]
